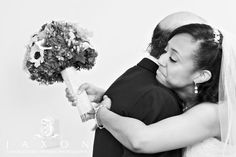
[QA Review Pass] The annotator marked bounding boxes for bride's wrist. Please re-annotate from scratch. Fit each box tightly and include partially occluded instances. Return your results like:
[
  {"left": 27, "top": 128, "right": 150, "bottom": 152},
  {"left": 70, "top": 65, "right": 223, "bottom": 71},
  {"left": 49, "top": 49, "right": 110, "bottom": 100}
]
[{"left": 95, "top": 104, "right": 107, "bottom": 129}]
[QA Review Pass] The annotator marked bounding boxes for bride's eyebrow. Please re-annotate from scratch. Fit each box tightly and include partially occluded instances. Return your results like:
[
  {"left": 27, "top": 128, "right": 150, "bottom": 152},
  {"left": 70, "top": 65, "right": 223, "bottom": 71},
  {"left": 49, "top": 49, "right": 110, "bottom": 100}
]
[
  {"left": 169, "top": 46, "right": 183, "bottom": 60},
  {"left": 171, "top": 47, "right": 178, "bottom": 54},
  {"left": 166, "top": 42, "right": 182, "bottom": 58},
  {"left": 167, "top": 41, "right": 179, "bottom": 54}
]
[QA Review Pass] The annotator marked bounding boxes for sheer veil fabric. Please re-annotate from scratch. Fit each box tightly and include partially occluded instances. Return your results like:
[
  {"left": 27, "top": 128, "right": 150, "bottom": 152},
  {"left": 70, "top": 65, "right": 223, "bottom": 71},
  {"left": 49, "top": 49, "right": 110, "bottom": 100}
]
[{"left": 218, "top": 29, "right": 236, "bottom": 147}]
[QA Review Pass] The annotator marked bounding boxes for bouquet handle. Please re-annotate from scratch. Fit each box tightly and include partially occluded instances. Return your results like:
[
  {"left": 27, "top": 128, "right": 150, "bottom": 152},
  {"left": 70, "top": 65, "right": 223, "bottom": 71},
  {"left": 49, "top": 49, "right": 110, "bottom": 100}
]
[{"left": 61, "top": 68, "right": 93, "bottom": 122}]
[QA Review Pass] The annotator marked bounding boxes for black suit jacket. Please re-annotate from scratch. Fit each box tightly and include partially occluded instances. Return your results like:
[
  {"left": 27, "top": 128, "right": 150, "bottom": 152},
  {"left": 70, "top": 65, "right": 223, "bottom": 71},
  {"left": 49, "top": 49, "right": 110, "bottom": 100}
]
[{"left": 93, "top": 58, "right": 183, "bottom": 157}]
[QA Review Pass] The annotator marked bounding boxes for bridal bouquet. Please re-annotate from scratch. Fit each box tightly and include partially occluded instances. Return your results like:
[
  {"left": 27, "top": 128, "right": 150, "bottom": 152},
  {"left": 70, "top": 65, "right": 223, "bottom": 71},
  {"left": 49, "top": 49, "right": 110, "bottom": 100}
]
[{"left": 24, "top": 21, "right": 98, "bottom": 122}]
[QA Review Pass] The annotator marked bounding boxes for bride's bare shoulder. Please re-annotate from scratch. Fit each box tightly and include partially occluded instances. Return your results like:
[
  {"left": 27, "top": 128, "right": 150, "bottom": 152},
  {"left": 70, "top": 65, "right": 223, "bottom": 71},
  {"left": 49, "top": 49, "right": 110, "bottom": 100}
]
[
  {"left": 184, "top": 102, "right": 220, "bottom": 137},
  {"left": 185, "top": 102, "right": 218, "bottom": 115},
  {"left": 184, "top": 102, "right": 219, "bottom": 120}
]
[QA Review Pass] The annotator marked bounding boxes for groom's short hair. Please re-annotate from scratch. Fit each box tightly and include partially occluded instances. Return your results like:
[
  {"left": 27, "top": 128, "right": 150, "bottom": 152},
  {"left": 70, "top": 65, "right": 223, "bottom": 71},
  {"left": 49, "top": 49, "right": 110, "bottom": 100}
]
[
  {"left": 149, "top": 24, "right": 171, "bottom": 58},
  {"left": 149, "top": 11, "right": 206, "bottom": 58}
]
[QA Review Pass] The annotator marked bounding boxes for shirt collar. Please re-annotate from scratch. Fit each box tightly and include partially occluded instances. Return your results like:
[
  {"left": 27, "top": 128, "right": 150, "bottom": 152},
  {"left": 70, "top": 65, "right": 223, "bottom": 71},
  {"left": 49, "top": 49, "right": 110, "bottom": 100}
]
[
  {"left": 137, "top": 58, "right": 159, "bottom": 73},
  {"left": 145, "top": 54, "right": 160, "bottom": 66}
]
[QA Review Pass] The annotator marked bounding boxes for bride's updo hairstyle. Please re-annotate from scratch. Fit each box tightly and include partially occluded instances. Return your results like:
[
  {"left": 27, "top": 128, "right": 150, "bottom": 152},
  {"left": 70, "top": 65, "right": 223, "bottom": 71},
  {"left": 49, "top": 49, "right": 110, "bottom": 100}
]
[{"left": 169, "top": 24, "right": 223, "bottom": 104}]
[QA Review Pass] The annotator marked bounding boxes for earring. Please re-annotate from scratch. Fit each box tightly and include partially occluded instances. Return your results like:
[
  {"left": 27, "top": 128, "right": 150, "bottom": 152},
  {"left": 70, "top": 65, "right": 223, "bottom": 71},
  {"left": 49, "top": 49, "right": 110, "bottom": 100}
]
[{"left": 194, "top": 82, "right": 198, "bottom": 94}]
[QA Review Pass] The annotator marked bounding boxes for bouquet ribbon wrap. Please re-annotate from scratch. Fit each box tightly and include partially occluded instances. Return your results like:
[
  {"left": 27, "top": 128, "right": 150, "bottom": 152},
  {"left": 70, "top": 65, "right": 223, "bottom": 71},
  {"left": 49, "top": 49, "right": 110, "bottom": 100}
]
[
  {"left": 61, "top": 69, "right": 93, "bottom": 122},
  {"left": 24, "top": 21, "right": 98, "bottom": 122}
]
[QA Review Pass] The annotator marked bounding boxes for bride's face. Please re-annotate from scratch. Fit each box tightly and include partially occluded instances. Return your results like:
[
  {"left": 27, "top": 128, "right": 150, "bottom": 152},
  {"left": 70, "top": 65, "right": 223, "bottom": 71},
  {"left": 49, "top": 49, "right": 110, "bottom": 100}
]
[{"left": 156, "top": 33, "right": 200, "bottom": 90}]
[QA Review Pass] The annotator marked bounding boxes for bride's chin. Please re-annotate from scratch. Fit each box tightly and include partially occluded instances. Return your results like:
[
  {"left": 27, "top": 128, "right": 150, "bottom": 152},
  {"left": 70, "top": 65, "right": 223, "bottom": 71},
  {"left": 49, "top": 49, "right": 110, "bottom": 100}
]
[{"left": 156, "top": 73, "right": 169, "bottom": 87}]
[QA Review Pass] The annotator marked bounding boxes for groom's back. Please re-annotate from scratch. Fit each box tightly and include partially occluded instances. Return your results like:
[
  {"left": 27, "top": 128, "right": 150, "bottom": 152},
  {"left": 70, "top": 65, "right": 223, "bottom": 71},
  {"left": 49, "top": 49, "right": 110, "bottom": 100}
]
[{"left": 93, "top": 58, "right": 183, "bottom": 157}]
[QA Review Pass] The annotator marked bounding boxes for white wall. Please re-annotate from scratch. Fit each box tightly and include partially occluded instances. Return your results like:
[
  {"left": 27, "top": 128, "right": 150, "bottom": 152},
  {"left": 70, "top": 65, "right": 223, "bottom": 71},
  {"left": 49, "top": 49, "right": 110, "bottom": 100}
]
[{"left": 0, "top": 0, "right": 235, "bottom": 156}]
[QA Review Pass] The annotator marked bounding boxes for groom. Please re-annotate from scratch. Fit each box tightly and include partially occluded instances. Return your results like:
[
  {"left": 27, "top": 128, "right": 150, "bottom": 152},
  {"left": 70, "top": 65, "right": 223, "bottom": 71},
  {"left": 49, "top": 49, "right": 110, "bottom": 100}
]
[{"left": 67, "top": 12, "right": 206, "bottom": 157}]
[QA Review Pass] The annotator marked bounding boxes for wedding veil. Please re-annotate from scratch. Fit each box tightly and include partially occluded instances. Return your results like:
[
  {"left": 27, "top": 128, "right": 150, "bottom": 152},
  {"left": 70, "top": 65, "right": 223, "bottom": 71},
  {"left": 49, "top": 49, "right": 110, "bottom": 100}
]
[{"left": 218, "top": 29, "right": 236, "bottom": 146}]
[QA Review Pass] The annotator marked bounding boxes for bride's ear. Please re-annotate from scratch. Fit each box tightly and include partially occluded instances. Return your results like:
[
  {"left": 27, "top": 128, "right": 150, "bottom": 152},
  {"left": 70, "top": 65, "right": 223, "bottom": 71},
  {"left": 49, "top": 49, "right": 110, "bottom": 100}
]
[{"left": 193, "top": 70, "right": 212, "bottom": 84}]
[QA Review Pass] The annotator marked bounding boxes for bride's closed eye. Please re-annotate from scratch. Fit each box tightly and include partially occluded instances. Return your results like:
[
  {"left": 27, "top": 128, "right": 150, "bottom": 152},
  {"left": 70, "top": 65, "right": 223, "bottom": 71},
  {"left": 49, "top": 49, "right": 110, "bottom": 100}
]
[{"left": 169, "top": 56, "right": 177, "bottom": 63}]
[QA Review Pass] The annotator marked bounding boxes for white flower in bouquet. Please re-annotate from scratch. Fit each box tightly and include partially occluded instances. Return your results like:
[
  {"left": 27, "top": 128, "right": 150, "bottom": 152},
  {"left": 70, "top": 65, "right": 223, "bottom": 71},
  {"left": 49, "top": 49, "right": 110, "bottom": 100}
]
[{"left": 29, "top": 39, "right": 52, "bottom": 67}]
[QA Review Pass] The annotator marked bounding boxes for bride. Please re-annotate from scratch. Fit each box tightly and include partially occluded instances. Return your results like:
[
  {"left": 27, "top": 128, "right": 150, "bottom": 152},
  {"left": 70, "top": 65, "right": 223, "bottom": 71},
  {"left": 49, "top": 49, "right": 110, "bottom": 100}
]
[{"left": 67, "top": 23, "right": 236, "bottom": 156}]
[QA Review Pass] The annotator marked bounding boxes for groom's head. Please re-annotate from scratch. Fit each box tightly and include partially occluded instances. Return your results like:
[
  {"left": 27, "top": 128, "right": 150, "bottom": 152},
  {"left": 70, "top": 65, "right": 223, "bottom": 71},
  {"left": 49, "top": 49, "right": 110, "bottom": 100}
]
[{"left": 149, "top": 11, "right": 206, "bottom": 58}]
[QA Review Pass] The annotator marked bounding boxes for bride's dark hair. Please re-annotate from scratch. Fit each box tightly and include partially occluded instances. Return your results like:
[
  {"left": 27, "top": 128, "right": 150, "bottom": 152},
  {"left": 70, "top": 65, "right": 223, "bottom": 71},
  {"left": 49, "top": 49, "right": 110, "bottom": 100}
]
[{"left": 169, "top": 24, "right": 223, "bottom": 104}]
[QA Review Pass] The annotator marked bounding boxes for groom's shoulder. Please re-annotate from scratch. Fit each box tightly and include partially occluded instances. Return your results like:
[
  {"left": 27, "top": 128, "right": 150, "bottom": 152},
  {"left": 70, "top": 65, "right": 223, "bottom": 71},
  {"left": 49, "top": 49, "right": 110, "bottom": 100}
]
[
  {"left": 134, "top": 85, "right": 182, "bottom": 120},
  {"left": 151, "top": 82, "right": 178, "bottom": 98},
  {"left": 147, "top": 84, "right": 183, "bottom": 110},
  {"left": 142, "top": 85, "right": 180, "bottom": 105}
]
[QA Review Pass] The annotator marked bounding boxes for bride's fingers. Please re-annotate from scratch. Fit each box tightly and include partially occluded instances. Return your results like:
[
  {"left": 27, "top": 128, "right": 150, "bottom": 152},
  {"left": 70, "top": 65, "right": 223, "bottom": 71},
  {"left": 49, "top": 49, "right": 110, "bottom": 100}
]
[
  {"left": 91, "top": 102, "right": 99, "bottom": 109},
  {"left": 78, "top": 83, "right": 90, "bottom": 92},
  {"left": 65, "top": 88, "right": 75, "bottom": 101},
  {"left": 65, "top": 88, "right": 69, "bottom": 93},
  {"left": 88, "top": 95, "right": 98, "bottom": 102},
  {"left": 102, "top": 95, "right": 111, "bottom": 109},
  {"left": 65, "top": 88, "right": 72, "bottom": 97},
  {"left": 66, "top": 94, "right": 76, "bottom": 102},
  {"left": 87, "top": 110, "right": 95, "bottom": 115}
]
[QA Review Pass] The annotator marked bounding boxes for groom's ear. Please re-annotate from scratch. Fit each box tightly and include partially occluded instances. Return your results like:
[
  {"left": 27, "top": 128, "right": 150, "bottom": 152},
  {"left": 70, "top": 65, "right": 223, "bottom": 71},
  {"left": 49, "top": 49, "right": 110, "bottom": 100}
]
[{"left": 193, "top": 70, "right": 212, "bottom": 84}]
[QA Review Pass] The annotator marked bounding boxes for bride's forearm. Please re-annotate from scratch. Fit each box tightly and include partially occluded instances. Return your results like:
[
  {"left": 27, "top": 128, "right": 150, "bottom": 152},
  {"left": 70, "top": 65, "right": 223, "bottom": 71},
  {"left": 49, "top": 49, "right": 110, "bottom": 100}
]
[
  {"left": 96, "top": 104, "right": 219, "bottom": 154},
  {"left": 97, "top": 107, "right": 147, "bottom": 152}
]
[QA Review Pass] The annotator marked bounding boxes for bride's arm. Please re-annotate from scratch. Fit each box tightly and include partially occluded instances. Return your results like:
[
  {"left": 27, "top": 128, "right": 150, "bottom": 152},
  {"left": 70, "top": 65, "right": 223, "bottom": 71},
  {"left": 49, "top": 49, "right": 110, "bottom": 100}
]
[{"left": 97, "top": 99, "right": 220, "bottom": 154}]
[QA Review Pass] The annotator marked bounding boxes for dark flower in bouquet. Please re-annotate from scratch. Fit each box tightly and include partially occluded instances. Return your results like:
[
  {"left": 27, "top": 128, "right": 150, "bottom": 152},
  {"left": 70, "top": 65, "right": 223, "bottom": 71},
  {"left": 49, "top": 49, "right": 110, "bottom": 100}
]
[{"left": 24, "top": 21, "right": 98, "bottom": 84}]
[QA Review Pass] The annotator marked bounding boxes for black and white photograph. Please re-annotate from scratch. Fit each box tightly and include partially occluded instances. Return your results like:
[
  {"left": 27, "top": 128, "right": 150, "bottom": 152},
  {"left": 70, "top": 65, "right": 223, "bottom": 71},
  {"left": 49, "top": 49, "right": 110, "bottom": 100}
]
[{"left": 0, "top": 0, "right": 236, "bottom": 157}]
